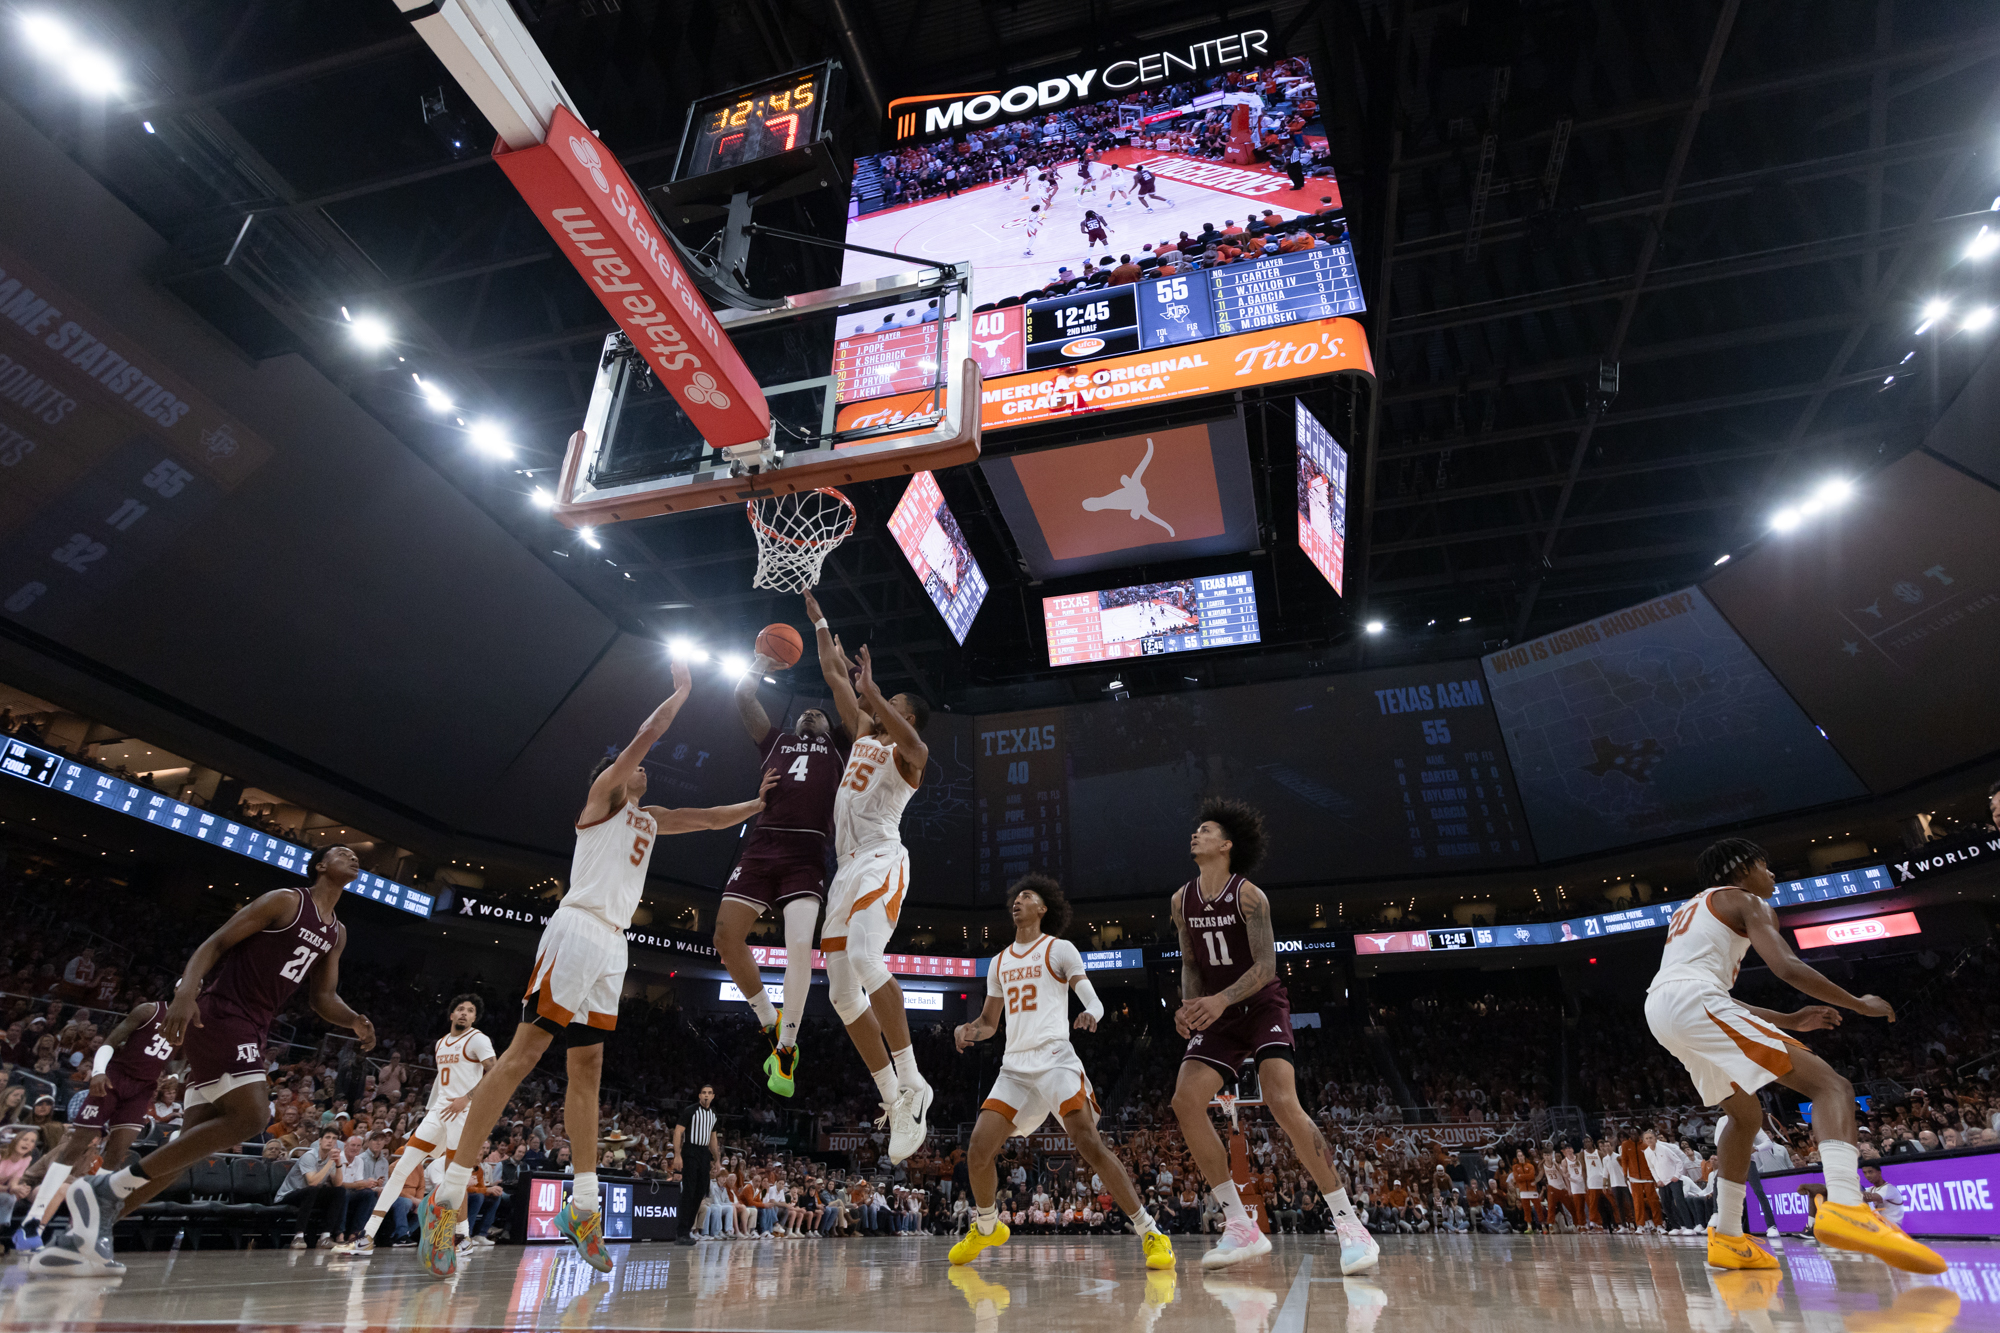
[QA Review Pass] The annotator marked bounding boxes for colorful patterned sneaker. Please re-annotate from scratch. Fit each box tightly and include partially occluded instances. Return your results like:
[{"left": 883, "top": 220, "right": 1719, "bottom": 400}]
[
  {"left": 1813, "top": 1201, "right": 1947, "bottom": 1274},
  {"left": 949, "top": 1219, "right": 1010, "bottom": 1265},
  {"left": 1200, "top": 1216, "right": 1272, "bottom": 1270},
  {"left": 1705, "top": 1227, "right": 1779, "bottom": 1270},
  {"left": 1336, "top": 1217, "right": 1380, "bottom": 1274},
  {"left": 765, "top": 1044, "right": 800, "bottom": 1098},
  {"left": 555, "top": 1198, "right": 613, "bottom": 1273},
  {"left": 417, "top": 1189, "right": 461, "bottom": 1279},
  {"left": 1141, "top": 1227, "right": 1176, "bottom": 1270}
]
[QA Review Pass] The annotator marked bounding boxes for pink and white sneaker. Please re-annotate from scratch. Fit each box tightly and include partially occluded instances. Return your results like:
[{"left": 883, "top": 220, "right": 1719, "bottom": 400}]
[
  {"left": 1335, "top": 1218, "right": 1380, "bottom": 1274},
  {"left": 1200, "top": 1216, "right": 1273, "bottom": 1270}
]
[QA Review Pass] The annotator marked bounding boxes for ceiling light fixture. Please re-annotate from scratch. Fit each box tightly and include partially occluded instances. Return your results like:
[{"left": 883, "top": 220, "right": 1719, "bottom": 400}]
[
  {"left": 1713, "top": 553, "right": 1731, "bottom": 566},
  {"left": 1915, "top": 298, "right": 1951, "bottom": 334},
  {"left": 1963, "top": 305, "right": 1995, "bottom": 332},
  {"left": 1968, "top": 226, "right": 2000, "bottom": 261},
  {"left": 578, "top": 526, "right": 601, "bottom": 549},
  {"left": 1364, "top": 620, "right": 1385, "bottom": 634},
  {"left": 467, "top": 419, "right": 513, "bottom": 459},
  {"left": 348, "top": 314, "right": 391, "bottom": 349}
]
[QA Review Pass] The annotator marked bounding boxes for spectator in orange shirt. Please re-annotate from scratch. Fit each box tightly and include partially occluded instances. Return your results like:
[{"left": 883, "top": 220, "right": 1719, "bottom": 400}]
[
  {"left": 1260, "top": 209, "right": 1284, "bottom": 229},
  {"left": 1315, "top": 195, "right": 1339, "bottom": 215},
  {"left": 1108, "top": 254, "right": 1142, "bottom": 285},
  {"left": 1222, "top": 219, "right": 1244, "bottom": 237}
]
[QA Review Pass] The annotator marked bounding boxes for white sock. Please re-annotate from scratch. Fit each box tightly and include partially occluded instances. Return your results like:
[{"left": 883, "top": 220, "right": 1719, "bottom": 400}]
[
  {"left": 890, "top": 1045, "right": 924, "bottom": 1088},
  {"left": 1819, "top": 1142, "right": 1862, "bottom": 1206},
  {"left": 1327, "top": 1188, "right": 1361, "bottom": 1227},
  {"left": 364, "top": 1209, "right": 385, "bottom": 1240},
  {"left": 1715, "top": 1178, "right": 1746, "bottom": 1236},
  {"left": 438, "top": 1161, "right": 475, "bottom": 1210},
  {"left": 1132, "top": 1207, "right": 1158, "bottom": 1236},
  {"left": 976, "top": 1205, "right": 999, "bottom": 1236},
  {"left": 108, "top": 1165, "right": 144, "bottom": 1199},
  {"left": 457, "top": 1217, "right": 470, "bottom": 1238},
  {"left": 28, "top": 1163, "right": 72, "bottom": 1221},
  {"left": 573, "top": 1172, "right": 600, "bottom": 1214},
  {"left": 1213, "top": 1181, "right": 1249, "bottom": 1225},
  {"left": 748, "top": 989, "right": 778, "bottom": 1029},
  {"left": 871, "top": 1064, "right": 901, "bottom": 1104}
]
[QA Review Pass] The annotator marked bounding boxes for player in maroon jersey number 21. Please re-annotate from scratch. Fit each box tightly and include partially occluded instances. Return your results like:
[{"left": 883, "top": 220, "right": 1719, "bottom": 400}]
[
  {"left": 31, "top": 845, "right": 375, "bottom": 1276},
  {"left": 1169, "top": 798, "right": 1379, "bottom": 1274}
]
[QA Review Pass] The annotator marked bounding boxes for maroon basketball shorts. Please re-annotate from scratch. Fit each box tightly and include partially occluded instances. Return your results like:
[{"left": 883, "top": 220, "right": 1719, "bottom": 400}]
[
  {"left": 1182, "top": 984, "right": 1294, "bottom": 1085},
  {"left": 74, "top": 1076, "right": 153, "bottom": 1132},
  {"left": 182, "top": 993, "right": 272, "bottom": 1107},
  {"left": 723, "top": 830, "right": 827, "bottom": 914}
]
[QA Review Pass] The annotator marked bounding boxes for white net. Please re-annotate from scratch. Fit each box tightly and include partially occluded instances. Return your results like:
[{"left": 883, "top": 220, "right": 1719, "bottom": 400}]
[{"left": 746, "top": 487, "right": 858, "bottom": 592}]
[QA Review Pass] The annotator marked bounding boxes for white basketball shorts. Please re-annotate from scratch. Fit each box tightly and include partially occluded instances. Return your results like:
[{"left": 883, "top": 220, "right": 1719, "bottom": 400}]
[
  {"left": 1644, "top": 981, "right": 1804, "bottom": 1106},
  {"left": 406, "top": 1107, "right": 465, "bottom": 1155},
  {"left": 982, "top": 1050, "right": 1098, "bottom": 1138},
  {"left": 822, "top": 842, "right": 909, "bottom": 964},
  {"left": 523, "top": 904, "right": 628, "bottom": 1032}
]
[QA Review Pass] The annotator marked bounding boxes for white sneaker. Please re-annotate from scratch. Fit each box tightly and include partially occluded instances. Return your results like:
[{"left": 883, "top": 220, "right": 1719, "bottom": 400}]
[
  {"left": 888, "top": 1082, "right": 932, "bottom": 1164},
  {"left": 1335, "top": 1218, "right": 1380, "bottom": 1275},
  {"left": 1200, "top": 1216, "right": 1272, "bottom": 1270},
  {"left": 331, "top": 1237, "right": 375, "bottom": 1256},
  {"left": 1765, "top": 1226, "right": 1780, "bottom": 1239},
  {"left": 290, "top": 1235, "right": 308, "bottom": 1250}
]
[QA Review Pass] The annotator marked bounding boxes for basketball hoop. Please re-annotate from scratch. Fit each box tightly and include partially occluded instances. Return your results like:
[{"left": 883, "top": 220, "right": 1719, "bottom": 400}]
[{"left": 747, "top": 487, "right": 857, "bottom": 592}]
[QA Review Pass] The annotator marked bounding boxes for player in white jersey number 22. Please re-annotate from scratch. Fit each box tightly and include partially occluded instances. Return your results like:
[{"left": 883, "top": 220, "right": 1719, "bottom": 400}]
[
  {"left": 949, "top": 875, "right": 1175, "bottom": 1274},
  {"left": 805, "top": 589, "right": 935, "bottom": 1165},
  {"left": 1645, "top": 837, "right": 1946, "bottom": 1276},
  {"left": 339, "top": 994, "right": 496, "bottom": 1255},
  {"left": 417, "top": 659, "right": 775, "bottom": 1280}
]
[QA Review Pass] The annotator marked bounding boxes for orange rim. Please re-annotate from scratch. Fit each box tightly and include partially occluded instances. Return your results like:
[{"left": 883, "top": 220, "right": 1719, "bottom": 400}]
[{"left": 745, "top": 487, "right": 857, "bottom": 551}]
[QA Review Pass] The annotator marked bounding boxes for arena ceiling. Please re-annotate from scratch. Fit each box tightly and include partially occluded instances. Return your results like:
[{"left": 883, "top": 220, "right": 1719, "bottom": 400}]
[{"left": 5, "top": 0, "right": 2000, "bottom": 711}]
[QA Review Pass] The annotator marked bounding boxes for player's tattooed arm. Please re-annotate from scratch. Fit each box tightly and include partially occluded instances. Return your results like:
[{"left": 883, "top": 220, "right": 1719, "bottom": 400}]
[
  {"left": 1173, "top": 887, "right": 1201, "bottom": 1002},
  {"left": 1212, "top": 883, "right": 1278, "bottom": 1005},
  {"left": 733, "top": 657, "right": 774, "bottom": 744}
]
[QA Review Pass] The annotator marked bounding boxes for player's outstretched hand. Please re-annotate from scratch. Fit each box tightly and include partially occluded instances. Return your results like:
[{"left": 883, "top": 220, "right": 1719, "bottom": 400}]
[
  {"left": 163, "top": 990, "right": 202, "bottom": 1046},
  {"left": 856, "top": 644, "right": 880, "bottom": 700},
  {"left": 671, "top": 658, "right": 692, "bottom": 695},
  {"left": 1789, "top": 1005, "right": 1843, "bottom": 1031},
  {"left": 754, "top": 769, "right": 779, "bottom": 808},
  {"left": 1073, "top": 1012, "right": 1098, "bottom": 1033},
  {"left": 1854, "top": 994, "right": 1896, "bottom": 1022},
  {"left": 802, "top": 589, "right": 823, "bottom": 624}
]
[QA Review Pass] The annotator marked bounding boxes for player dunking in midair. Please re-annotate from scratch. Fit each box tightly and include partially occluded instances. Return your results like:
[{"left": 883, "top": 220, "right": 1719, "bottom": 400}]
[
  {"left": 723, "top": 623, "right": 847, "bottom": 1097},
  {"left": 31, "top": 846, "right": 376, "bottom": 1276},
  {"left": 805, "top": 588, "right": 936, "bottom": 1164},
  {"left": 337, "top": 994, "right": 495, "bottom": 1255},
  {"left": 949, "top": 874, "right": 1175, "bottom": 1274},
  {"left": 1645, "top": 837, "right": 1946, "bottom": 1275},
  {"left": 415, "top": 662, "right": 774, "bottom": 1279},
  {"left": 1168, "top": 798, "right": 1379, "bottom": 1274}
]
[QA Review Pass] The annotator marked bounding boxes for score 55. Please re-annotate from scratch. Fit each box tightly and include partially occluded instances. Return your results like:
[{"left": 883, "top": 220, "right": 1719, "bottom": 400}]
[{"left": 1420, "top": 718, "right": 1451, "bottom": 744}]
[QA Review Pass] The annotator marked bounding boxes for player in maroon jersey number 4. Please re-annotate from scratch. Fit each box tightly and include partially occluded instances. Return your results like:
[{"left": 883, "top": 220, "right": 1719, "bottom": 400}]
[
  {"left": 30, "top": 846, "right": 374, "bottom": 1277},
  {"left": 1169, "top": 798, "right": 1379, "bottom": 1274}
]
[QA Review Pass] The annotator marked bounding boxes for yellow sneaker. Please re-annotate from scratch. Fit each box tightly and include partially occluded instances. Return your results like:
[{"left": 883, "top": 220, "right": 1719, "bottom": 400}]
[
  {"left": 1845, "top": 1286, "right": 1961, "bottom": 1333},
  {"left": 1711, "top": 1270, "right": 1783, "bottom": 1314},
  {"left": 1705, "top": 1226, "right": 1779, "bottom": 1270},
  {"left": 1811, "top": 1200, "right": 1947, "bottom": 1274},
  {"left": 948, "top": 1265, "right": 1013, "bottom": 1310},
  {"left": 949, "top": 1219, "right": 1010, "bottom": 1266},
  {"left": 1144, "top": 1268, "right": 1178, "bottom": 1306},
  {"left": 1142, "top": 1228, "right": 1176, "bottom": 1271}
]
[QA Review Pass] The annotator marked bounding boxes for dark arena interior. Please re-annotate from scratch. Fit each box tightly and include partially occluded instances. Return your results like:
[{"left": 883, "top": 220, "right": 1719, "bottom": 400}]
[{"left": 3, "top": 0, "right": 2000, "bottom": 1329}]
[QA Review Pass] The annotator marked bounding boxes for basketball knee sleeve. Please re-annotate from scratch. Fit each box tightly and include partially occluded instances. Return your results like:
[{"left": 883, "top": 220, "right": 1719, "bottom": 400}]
[{"left": 827, "top": 952, "right": 869, "bottom": 1025}]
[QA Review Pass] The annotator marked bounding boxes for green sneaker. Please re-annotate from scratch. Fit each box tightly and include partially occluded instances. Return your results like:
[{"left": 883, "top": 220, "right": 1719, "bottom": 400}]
[{"left": 765, "top": 1044, "right": 799, "bottom": 1097}]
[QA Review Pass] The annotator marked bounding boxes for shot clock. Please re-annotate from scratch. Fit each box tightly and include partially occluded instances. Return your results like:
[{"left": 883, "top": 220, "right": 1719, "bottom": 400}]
[{"left": 673, "top": 63, "right": 837, "bottom": 183}]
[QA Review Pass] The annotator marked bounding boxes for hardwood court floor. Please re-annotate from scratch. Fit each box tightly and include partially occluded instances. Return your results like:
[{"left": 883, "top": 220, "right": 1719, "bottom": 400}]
[{"left": 2, "top": 1232, "right": 1994, "bottom": 1332}]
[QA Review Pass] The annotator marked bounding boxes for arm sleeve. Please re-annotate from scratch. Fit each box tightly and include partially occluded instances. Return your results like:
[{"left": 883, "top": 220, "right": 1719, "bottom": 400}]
[
  {"left": 91, "top": 1043, "right": 115, "bottom": 1077},
  {"left": 1050, "top": 942, "right": 1103, "bottom": 1020}
]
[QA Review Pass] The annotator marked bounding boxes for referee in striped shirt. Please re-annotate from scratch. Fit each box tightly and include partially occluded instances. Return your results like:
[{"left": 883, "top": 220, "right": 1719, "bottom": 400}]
[{"left": 674, "top": 1084, "right": 720, "bottom": 1244}]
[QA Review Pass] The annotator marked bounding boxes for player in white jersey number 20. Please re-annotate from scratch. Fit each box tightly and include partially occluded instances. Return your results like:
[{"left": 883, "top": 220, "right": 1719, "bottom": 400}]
[
  {"left": 339, "top": 994, "right": 496, "bottom": 1255},
  {"left": 417, "top": 660, "right": 775, "bottom": 1281},
  {"left": 949, "top": 875, "right": 1175, "bottom": 1275},
  {"left": 804, "top": 589, "right": 936, "bottom": 1165},
  {"left": 1644, "top": 837, "right": 1946, "bottom": 1277}
]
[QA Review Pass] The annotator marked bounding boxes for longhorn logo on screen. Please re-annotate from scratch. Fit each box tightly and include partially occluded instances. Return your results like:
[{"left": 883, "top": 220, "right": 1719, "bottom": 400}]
[{"left": 1081, "top": 437, "right": 1175, "bottom": 536}]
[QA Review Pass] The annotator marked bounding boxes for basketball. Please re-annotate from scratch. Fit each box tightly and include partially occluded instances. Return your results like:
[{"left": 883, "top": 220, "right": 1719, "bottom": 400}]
[{"left": 755, "top": 623, "right": 805, "bottom": 667}]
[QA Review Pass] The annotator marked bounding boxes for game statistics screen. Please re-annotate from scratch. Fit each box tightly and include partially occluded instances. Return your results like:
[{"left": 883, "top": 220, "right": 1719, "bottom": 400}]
[
  {"left": 1295, "top": 400, "right": 1347, "bottom": 595},
  {"left": 1042, "top": 572, "right": 1258, "bottom": 667},
  {"left": 1, "top": 736, "right": 435, "bottom": 918},
  {"left": 886, "top": 471, "right": 989, "bottom": 643}
]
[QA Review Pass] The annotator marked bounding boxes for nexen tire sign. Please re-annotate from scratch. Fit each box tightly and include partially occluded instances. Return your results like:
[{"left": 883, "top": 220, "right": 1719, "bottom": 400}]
[{"left": 495, "top": 105, "right": 770, "bottom": 446}]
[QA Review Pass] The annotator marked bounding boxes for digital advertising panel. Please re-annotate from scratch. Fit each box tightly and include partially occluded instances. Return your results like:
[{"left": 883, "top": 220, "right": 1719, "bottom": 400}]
[
  {"left": 885, "top": 471, "right": 988, "bottom": 643},
  {"left": 1295, "top": 399, "right": 1347, "bottom": 594},
  {"left": 1481, "top": 587, "right": 1867, "bottom": 862},
  {"left": 1043, "top": 572, "right": 1259, "bottom": 666},
  {"left": 1744, "top": 1152, "right": 2000, "bottom": 1238}
]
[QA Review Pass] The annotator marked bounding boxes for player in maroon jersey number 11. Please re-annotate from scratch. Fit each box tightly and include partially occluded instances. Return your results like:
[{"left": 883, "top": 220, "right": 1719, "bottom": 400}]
[
  {"left": 31, "top": 846, "right": 373, "bottom": 1277},
  {"left": 1168, "top": 797, "right": 1379, "bottom": 1275}
]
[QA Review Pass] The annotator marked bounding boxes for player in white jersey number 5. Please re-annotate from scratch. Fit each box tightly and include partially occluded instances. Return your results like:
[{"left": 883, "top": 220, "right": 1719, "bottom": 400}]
[
  {"left": 1645, "top": 837, "right": 1945, "bottom": 1276},
  {"left": 804, "top": 589, "right": 935, "bottom": 1164},
  {"left": 949, "top": 875, "right": 1175, "bottom": 1273},
  {"left": 339, "top": 994, "right": 495, "bottom": 1255},
  {"left": 418, "top": 660, "right": 775, "bottom": 1280}
]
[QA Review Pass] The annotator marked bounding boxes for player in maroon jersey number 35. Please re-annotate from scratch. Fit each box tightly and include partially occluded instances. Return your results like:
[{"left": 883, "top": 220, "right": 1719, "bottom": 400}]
[
  {"left": 31, "top": 845, "right": 375, "bottom": 1276},
  {"left": 1169, "top": 798, "right": 1379, "bottom": 1273}
]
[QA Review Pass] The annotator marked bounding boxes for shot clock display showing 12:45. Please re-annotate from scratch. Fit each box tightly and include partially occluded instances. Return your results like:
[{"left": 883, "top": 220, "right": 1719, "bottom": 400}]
[{"left": 678, "top": 69, "right": 826, "bottom": 179}]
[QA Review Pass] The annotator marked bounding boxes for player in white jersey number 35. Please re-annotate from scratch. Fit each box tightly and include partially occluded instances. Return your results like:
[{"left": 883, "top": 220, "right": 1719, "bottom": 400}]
[
  {"left": 1645, "top": 837, "right": 1946, "bottom": 1276},
  {"left": 805, "top": 589, "right": 936, "bottom": 1165},
  {"left": 949, "top": 875, "right": 1175, "bottom": 1273},
  {"left": 416, "top": 660, "right": 774, "bottom": 1280}
]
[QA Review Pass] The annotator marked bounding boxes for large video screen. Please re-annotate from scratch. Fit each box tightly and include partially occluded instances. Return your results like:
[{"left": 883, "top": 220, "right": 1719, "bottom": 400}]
[
  {"left": 886, "top": 471, "right": 988, "bottom": 644},
  {"left": 1703, "top": 451, "right": 2000, "bottom": 794},
  {"left": 1481, "top": 587, "right": 1867, "bottom": 862},
  {"left": 836, "top": 54, "right": 1362, "bottom": 427},
  {"left": 974, "top": 662, "right": 1535, "bottom": 901},
  {"left": 1295, "top": 400, "right": 1347, "bottom": 594},
  {"left": 1043, "top": 572, "right": 1258, "bottom": 666}
]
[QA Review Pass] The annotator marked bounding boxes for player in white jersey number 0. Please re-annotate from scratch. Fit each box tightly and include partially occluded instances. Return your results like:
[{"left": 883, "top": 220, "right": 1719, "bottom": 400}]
[
  {"left": 949, "top": 874, "right": 1175, "bottom": 1274},
  {"left": 804, "top": 589, "right": 937, "bottom": 1165}
]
